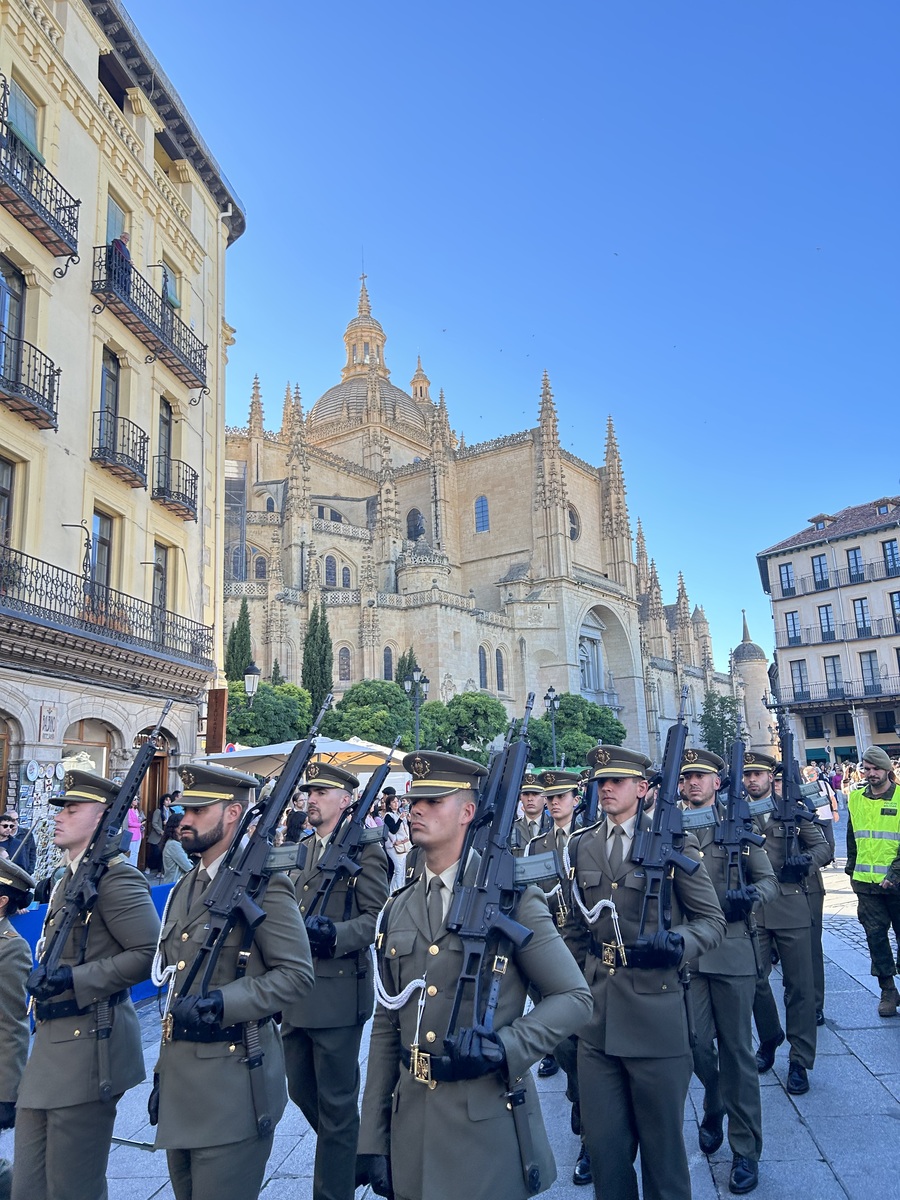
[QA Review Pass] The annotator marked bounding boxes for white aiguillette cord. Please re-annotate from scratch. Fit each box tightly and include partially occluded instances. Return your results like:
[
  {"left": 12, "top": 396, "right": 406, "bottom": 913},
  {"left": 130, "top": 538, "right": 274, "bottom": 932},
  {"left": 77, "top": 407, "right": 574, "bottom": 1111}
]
[
  {"left": 563, "top": 839, "right": 627, "bottom": 948},
  {"left": 370, "top": 899, "right": 427, "bottom": 1012},
  {"left": 151, "top": 884, "right": 178, "bottom": 1019}
]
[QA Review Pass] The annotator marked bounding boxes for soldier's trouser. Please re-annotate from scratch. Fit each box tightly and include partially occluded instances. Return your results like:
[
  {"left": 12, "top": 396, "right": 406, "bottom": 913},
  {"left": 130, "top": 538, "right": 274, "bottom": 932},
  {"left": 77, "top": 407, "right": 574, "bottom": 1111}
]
[
  {"left": 692, "top": 972, "right": 763, "bottom": 1160},
  {"left": 753, "top": 924, "right": 817, "bottom": 1069},
  {"left": 554, "top": 1033, "right": 580, "bottom": 1107},
  {"left": 12, "top": 1094, "right": 122, "bottom": 1200},
  {"left": 855, "top": 889, "right": 900, "bottom": 978},
  {"left": 283, "top": 1023, "right": 363, "bottom": 1200},
  {"left": 578, "top": 1039, "right": 692, "bottom": 1200},
  {"left": 808, "top": 889, "right": 826, "bottom": 1011},
  {"left": 167, "top": 1131, "right": 274, "bottom": 1200}
]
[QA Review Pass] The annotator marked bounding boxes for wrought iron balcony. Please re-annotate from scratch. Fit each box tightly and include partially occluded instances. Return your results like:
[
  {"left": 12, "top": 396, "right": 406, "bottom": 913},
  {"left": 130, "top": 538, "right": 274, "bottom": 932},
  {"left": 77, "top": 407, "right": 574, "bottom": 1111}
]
[
  {"left": 91, "top": 246, "right": 207, "bottom": 387},
  {"left": 152, "top": 456, "right": 198, "bottom": 520},
  {"left": 90, "top": 411, "right": 148, "bottom": 488},
  {"left": 772, "top": 556, "right": 900, "bottom": 600},
  {"left": 772, "top": 675, "right": 900, "bottom": 707},
  {"left": 0, "top": 329, "right": 60, "bottom": 429},
  {"left": 775, "top": 615, "right": 897, "bottom": 649},
  {"left": 0, "top": 80, "right": 80, "bottom": 263},
  {"left": 0, "top": 544, "right": 213, "bottom": 665}
]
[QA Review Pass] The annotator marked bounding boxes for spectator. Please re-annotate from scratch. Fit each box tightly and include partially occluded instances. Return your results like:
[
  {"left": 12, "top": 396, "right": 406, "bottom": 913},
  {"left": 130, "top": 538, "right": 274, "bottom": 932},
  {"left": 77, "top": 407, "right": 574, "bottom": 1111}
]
[
  {"left": 125, "top": 796, "right": 143, "bottom": 868},
  {"left": 2, "top": 812, "right": 35, "bottom": 874},
  {"left": 284, "top": 794, "right": 308, "bottom": 844},
  {"left": 382, "top": 794, "right": 410, "bottom": 891},
  {"left": 364, "top": 800, "right": 384, "bottom": 829},
  {"left": 145, "top": 794, "right": 171, "bottom": 876},
  {"left": 160, "top": 813, "right": 193, "bottom": 884}
]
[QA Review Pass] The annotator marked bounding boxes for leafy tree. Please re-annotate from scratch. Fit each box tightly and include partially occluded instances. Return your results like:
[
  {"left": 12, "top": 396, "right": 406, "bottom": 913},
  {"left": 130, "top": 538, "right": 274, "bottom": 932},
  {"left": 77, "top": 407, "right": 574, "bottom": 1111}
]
[
  {"left": 271, "top": 658, "right": 285, "bottom": 686},
  {"left": 418, "top": 699, "right": 453, "bottom": 752},
  {"left": 527, "top": 692, "right": 626, "bottom": 769},
  {"left": 317, "top": 603, "right": 334, "bottom": 706},
  {"left": 698, "top": 691, "right": 742, "bottom": 759},
  {"left": 395, "top": 647, "right": 419, "bottom": 689},
  {"left": 224, "top": 598, "right": 252, "bottom": 681},
  {"left": 302, "top": 601, "right": 334, "bottom": 716},
  {"left": 225, "top": 682, "right": 312, "bottom": 747},
  {"left": 321, "top": 680, "right": 414, "bottom": 748},
  {"left": 444, "top": 692, "right": 509, "bottom": 762}
]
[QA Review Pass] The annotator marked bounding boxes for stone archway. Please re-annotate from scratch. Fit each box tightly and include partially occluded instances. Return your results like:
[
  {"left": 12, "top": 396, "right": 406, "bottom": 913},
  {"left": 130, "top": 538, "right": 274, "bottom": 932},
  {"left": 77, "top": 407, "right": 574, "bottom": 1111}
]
[{"left": 576, "top": 602, "right": 647, "bottom": 748}]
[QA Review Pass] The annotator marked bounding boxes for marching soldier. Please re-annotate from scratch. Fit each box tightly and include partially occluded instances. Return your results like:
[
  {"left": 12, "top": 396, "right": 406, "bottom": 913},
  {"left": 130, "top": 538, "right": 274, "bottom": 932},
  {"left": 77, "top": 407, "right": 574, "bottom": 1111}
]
[
  {"left": 746, "top": 752, "right": 831, "bottom": 1095},
  {"left": 14, "top": 772, "right": 160, "bottom": 1200},
  {"left": 152, "top": 763, "right": 314, "bottom": 1200},
  {"left": 562, "top": 745, "right": 726, "bottom": 1200},
  {"left": 281, "top": 762, "right": 390, "bottom": 1200},
  {"left": 0, "top": 860, "right": 35, "bottom": 1200},
  {"left": 679, "top": 749, "right": 778, "bottom": 1196},
  {"left": 510, "top": 773, "right": 549, "bottom": 857},
  {"left": 357, "top": 751, "right": 592, "bottom": 1200}
]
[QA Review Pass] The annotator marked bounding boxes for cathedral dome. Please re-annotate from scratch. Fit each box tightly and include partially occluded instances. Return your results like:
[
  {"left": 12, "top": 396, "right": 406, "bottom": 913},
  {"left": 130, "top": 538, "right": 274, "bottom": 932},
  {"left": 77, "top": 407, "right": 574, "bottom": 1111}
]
[
  {"left": 732, "top": 611, "right": 767, "bottom": 663},
  {"left": 309, "top": 375, "right": 426, "bottom": 430}
]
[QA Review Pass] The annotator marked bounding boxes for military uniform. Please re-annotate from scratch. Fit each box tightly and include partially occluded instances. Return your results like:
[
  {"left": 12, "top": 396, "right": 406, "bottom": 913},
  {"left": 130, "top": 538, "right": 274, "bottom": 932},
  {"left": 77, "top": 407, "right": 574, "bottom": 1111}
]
[
  {"left": 358, "top": 752, "right": 593, "bottom": 1200},
  {"left": 0, "top": 861, "right": 35, "bottom": 1200},
  {"left": 510, "top": 773, "right": 549, "bottom": 858},
  {"left": 562, "top": 746, "right": 726, "bottom": 1200},
  {"left": 153, "top": 763, "right": 315, "bottom": 1200},
  {"left": 14, "top": 773, "right": 160, "bottom": 1200},
  {"left": 281, "top": 762, "right": 390, "bottom": 1200}
]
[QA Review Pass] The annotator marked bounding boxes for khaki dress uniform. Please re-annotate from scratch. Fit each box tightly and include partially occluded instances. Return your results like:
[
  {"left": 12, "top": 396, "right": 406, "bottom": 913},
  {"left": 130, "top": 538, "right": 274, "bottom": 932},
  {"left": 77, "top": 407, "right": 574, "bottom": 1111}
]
[
  {"left": 562, "top": 763, "right": 726, "bottom": 1200},
  {"left": 281, "top": 780, "right": 390, "bottom": 1200}
]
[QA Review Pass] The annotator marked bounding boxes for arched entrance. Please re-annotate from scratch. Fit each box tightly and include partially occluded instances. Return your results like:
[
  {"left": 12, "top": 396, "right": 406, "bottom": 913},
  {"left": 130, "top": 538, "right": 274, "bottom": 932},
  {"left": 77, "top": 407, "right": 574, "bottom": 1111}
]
[{"left": 134, "top": 726, "right": 175, "bottom": 873}]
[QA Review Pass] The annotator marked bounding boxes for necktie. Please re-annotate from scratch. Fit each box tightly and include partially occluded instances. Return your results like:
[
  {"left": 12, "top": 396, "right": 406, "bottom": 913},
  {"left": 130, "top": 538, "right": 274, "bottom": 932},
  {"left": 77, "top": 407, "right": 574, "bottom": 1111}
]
[
  {"left": 608, "top": 826, "right": 625, "bottom": 876},
  {"left": 188, "top": 866, "right": 211, "bottom": 908},
  {"left": 556, "top": 827, "right": 569, "bottom": 852},
  {"left": 309, "top": 839, "right": 322, "bottom": 870},
  {"left": 530, "top": 821, "right": 539, "bottom": 840},
  {"left": 427, "top": 877, "right": 444, "bottom": 940}
]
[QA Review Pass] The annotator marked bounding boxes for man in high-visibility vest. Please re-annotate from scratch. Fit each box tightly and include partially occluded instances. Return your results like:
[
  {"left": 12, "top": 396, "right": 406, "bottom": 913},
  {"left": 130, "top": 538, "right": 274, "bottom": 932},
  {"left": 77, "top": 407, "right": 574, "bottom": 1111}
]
[{"left": 846, "top": 746, "right": 900, "bottom": 1017}]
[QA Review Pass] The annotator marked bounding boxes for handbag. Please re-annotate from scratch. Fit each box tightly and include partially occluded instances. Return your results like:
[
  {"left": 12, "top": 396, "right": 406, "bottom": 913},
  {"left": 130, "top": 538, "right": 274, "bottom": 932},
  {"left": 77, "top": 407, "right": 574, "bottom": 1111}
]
[{"left": 390, "top": 819, "right": 411, "bottom": 855}]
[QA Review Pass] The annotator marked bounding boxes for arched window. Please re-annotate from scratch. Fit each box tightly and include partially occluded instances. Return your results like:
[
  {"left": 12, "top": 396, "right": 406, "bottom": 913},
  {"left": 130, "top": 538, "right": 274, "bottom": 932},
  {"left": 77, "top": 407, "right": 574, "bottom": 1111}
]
[
  {"left": 406, "top": 508, "right": 425, "bottom": 541},
  {"left": 495, "top": 649, "right": 505, "bottom": 693},
  {"left": 478, "top": 646, "right": 488, "bottom": 689},
  {"left": 383, "top": 647, "right": 393, "bottom": 681},
  {"left": 342, "top": 566, "right": 351, "bottom": 588},
  {"left": 230, "top": 545, "right": 245, "bottom": 581},
  {"left": 325, "top": 555, "right": 337, "bottom": 587},
  {"left": 474, "top": 496, "right": 489, "bottom": 533},
  {"left": 568, "top": 505, "right": 581, "bottom": 541},
  {"left": 338, "top": 647, "right": 351, "bottom": 682},
  {"left": 254, "top": 556, "right": 267, "bottom": 580},
  {"left": 266, "top": 496, "right": 275, "bottom": 513}
]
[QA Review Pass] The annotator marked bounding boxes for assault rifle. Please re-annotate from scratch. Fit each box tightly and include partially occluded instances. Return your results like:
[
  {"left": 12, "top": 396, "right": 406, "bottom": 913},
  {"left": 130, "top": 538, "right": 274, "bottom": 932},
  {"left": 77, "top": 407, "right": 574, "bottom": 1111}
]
[
  {"left": 578, "top": 768, "right": 601, "bottom": 826},
  {"left": 769, "top": 705, "right": 815, "bottom": 882},
  {"left": 631, "top": 686, "right": 699, "bottom": 936},
  {"left": 715, "top": 735, "right": 765, "bottom": 974},
  {"left": 304, "top": 737, "right": 400, "bottom": 918}
]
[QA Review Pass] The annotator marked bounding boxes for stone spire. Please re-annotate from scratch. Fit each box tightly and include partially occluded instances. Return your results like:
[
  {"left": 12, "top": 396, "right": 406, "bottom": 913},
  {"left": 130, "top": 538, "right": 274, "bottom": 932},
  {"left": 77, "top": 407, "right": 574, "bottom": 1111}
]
[
  {"left": 533, "top": 372, "right": 569, "bottom": 578},
  {"left": 635, "top": 518, "right": 649, "bottom": 594},
  {"left": 602, "top": 415, "right": 634, "bottom": 590},
  {"left": 248, "top": 375, "right": 264, "bottom": 437},
  {"left": 604, "top": 415, "right": 622, "bottom": 483},
  {"left": 742, "top": 608, "right": 752, "bottom": 643},
  {"left": 644, "top": 559, "right": 667, "bottom": 658},
  {"left": 410, "top": 355, "right": 431, "bottom": 404},
  {"left": 676, "top": 573, "right": 691, "bottom": 626},
  {"left": 358, "top": 273, "right": 371, "bottom": 317},
  {"left": 648, "top": 561, "right": 664, "bottom": 619},
  {"left": 293, "top": 383, "right": 303, "bottom": 417},
  {"left": 341, "top": 275, "right": 389, "bottom": 382},
  {"left": 280, "top": 382, "right": 293, "bottom": 440},
  {"left": 675, "top": 573, "right": 696, "bottom": 666},
  {"left": 538, "top": 370, "right": 560, "bottom": 449}
]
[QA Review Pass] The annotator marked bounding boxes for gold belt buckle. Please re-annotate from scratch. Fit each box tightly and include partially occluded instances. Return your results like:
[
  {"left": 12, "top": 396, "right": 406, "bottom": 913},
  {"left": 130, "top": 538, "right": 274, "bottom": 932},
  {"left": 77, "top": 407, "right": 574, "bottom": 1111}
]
[
  {"left": 601, "top": 942, "right": 617, "bottom": 967},
  {"left": 162, "top": 1013, "right": 174, "bottom": 1044},
  {"left": 555, "top": 901, "right": 568, "bottom": 928},
  {"left": 410, "top": 1046, "right": 436, "bottom": 1089}
]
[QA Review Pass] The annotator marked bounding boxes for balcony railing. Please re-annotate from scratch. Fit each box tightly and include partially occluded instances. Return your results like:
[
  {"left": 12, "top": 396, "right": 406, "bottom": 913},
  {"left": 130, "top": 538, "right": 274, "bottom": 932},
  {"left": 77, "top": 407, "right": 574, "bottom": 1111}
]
[
  {"left": 772, "top": 556, "right": 900, "bottom": 599},
  {"left": 0, "top": 545, "right": 213, "bottom": 665},
  {"left": 90, "top": 411, "right": 148, "bottom": 488},
  {"left": 91, "top": 246, "right": 207, "bottom": 387},
  {"left": 0, "top": 329, "right": 60, "bottom": 429},
  {"left": 772, "top": 675, "right": 900, "bottom": 706},
  {"left": 0, "top": 85, "right": 80, "bottom": 260},
  {"left": 152, "top": 456, "right": 198, "bottom": 520},
  {"left": 775, "top": 615, "right": 897, "bottom": 649}
]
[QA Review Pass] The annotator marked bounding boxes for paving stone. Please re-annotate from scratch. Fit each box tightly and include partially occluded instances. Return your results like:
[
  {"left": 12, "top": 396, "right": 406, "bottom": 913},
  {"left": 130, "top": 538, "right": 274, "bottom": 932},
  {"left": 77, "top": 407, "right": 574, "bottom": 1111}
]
[
  {"left": 837, "top": 1027, "right": 900, "bottom": 1075},
  {"left": 834, "top": 1159, "right": 900, "bottom": 1200}
]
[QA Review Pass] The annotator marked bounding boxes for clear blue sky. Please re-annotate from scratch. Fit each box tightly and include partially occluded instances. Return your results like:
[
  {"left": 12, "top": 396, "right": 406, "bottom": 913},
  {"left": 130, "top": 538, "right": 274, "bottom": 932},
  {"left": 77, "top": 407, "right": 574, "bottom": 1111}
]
[{"left": 125, "top": 0, "right": 899, "bottom": 670}]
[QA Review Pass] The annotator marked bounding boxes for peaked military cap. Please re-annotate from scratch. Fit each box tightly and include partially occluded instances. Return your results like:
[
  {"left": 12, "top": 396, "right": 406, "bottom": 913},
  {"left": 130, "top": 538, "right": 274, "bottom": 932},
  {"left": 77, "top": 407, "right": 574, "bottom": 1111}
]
[
  {"left": 773, "top": 762, "right": 783, "bottom": 779},
  {"left": 743, "top": 751, "right": 777, "bottom": 773},
  {"left": 52, "top": 769, "right": 119, "bottom": 806},
  {"left": 538, "top": 769, "right": 582, "bottom": 796},
  {"left": 587, "top": 745, "right": 652, "bottom": 780},
  {"left": 679, "top": 748, "right": 725, "bottom": 775},
  {"left": 519, "top": 772, "right": 545, "bottom": 794},
  {"left": 0, "top": 857, "right": 35, "bottom": 893},
  {"left": 402, "top": 750, "right": 488, "bottom": 799},
  {"left": 299, "top": 761, "right": 359, "bottom": 793},
  {"left": 178, "top": 761, "right": 259, "bottom": 808}
]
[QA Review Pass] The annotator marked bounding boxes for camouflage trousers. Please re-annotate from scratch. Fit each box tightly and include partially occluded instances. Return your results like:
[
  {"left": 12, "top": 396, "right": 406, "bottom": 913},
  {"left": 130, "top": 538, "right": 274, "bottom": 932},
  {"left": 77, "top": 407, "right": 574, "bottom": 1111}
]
[{"left": 855, "top": 888, "right": 900, "bottom": 978}]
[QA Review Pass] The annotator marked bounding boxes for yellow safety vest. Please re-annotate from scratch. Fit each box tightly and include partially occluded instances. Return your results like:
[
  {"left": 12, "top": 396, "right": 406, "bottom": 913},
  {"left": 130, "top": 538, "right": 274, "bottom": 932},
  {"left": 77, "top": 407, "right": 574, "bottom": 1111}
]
[{"left": 848, "top": 784, "right": 900, "bottom": 884}]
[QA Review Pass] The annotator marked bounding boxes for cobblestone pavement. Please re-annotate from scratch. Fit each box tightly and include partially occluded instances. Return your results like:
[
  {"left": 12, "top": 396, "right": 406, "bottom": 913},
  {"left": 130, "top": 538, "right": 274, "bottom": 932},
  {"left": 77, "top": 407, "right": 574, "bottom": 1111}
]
[{"left": 4, "top": 820, "right": 900, "bottom": 1198}]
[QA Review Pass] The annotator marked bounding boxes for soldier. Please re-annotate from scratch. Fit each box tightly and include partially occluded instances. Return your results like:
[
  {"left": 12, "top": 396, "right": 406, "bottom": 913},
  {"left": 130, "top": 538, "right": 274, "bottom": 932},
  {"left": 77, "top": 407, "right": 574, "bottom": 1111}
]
[
  {"left": 357, "top": 750, "right": 592, "bottom": 1200},
  {"left": 14, "top": 771, "right": 160, "bottom": 1200},
  {"left": 563, "top": 745, "right": 726, "bottom": 1200},
  {"left": 746, "top": 752, "right": 831, "bottom": 1095},
  {"left": 0, "top": 859, "right": 35, "bottom": 1200},
  {"left": 679, "top": 749, "right": 778, "bottom": 1196},
  {"left": 510, "top": 773, "right": 549, "bottom": 857},
  {"left": 281, "top": 762, "right": 390, "bottom": 1200},
  {"left": 152, "top": 762, "right": 315, "bottom": 1200},
  {"left": 845, "top": 746, "right": 900, "bottom": 1017},
  {"left": 527, "top": 769, "right": 593, "bottom": 1186}
]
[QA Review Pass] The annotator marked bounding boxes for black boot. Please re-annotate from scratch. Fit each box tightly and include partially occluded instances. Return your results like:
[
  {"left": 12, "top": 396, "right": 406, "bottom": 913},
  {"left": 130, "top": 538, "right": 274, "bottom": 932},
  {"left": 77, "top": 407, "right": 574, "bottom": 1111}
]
[
  {"left": 786, "top": 1062, "right": 809, "bottom": 1095},
  {"left": 729, "top": 1155, "right": 759, "bottom": 1194},
  {"left": 698, "top": 1110, "right": 724, "bottom": 1155},
  {"left": 572, "top": 1143, "right": 592, "bottom": 1186},
  {"left": 570, "top": 1099, "right": 581, "bottom": 1136},
  {"left": 537, "top": 1055, "right": 558, "bottom": 1078},
  {"left": 755, "top": 1028, "right": 785, "bottom": 1073}
]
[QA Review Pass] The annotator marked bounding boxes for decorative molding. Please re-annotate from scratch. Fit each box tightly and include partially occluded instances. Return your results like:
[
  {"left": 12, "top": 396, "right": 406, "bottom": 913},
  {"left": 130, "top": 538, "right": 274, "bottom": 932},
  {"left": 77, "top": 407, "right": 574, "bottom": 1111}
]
[
  {"left": 154, "top": 166, "right": 191, "bottom": 225},
  {"left": 456, "top": 430, "right": 531, "bottom": 459},
  {"left": 311, "top": 518, "right": 371, "bottom": 542},
  {"left": 224, "top": 581, "right": 268, "bottom": 598},
  {"left": 321, "top": 589, "right": 360, "bottom": 606}
]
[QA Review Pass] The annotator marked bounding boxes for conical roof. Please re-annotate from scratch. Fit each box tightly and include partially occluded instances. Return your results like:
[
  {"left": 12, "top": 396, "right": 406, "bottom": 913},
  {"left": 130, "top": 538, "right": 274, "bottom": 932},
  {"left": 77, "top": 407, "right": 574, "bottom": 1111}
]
[{"left": 732, "top": 610, "right": 767, "bottom": 663}]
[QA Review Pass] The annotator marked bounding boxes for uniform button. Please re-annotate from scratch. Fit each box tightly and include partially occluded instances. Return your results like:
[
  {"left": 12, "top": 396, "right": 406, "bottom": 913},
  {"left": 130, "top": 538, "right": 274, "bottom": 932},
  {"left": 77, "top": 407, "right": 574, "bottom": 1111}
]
[
  {"left": 429, "top": 945, "right": 439, "bottom": 956},
  {"left": 425, "top": 1031, "right": 436, "bottom": 1043},
  {"left": 390, "top": 948, "right": 397, "bottom": 956},
  {"left": 662, "top": 984, "right": 668, "bottom": 991},
  {"left": 611, "top": 882, "right": 618, "bottom": 890},
  {"left": 609, "top": 968, "right": 616, "bottom": 976},
  {"left": 177, "top": 960, "right": 186, "bottom": 970},
  {"left": 699, "top": 851, "right": 704, "bottom": 858},
  {"left": 229, "top": 1044, "right": 236, "bottom": 1053},
  {"left": 181, "top": 933, "right": 189, "bottom": 942},
  {"left": 427, "top": 985, "right": 438, "bottom": 997},
  {"left": 73, "top": 1029, "right": 80, "bottom": 1037},
  {"left": 303, "top": 885, "right": 309, "bottom": 892}
]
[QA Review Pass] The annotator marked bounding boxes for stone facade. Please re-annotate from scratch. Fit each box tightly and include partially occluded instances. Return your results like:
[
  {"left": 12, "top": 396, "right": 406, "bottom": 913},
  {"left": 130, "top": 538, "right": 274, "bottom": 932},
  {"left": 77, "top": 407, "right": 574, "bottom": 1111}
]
[{"left": 225, "top": 280, "right": 770, "bottom": 757}]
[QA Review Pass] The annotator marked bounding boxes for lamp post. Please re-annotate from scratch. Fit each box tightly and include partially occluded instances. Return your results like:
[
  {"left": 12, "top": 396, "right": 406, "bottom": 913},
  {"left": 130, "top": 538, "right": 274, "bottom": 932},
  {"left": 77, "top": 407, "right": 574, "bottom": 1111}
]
[
  {"left": 404, "top": 667, "right": 430, "bottom": 751},
  {"left": 244, "top": 661, "right": 261, "bottom": 708},
  {"left": 544, "top": 685, "right": 561, "bottom": 767},
  {"left": 823, "top": 727, "right": 831, "bottom": 767}
]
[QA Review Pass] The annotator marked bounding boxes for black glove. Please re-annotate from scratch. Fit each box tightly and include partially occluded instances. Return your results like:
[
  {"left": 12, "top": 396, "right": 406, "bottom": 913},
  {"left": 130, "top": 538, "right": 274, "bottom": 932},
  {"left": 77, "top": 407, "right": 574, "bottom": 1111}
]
[
  {"left": 443, "top": 1024, "right": 507, "bottom": 1079},
  {"left": 0, "top": 1101, "right": 15, "bottom": 1130},
  {"left": 26, "top": 964, "right": 73, "bottom": 1001},
  {"left": 629, "top": 930, "right": 685, "bottom": 970},
  {"left": 171, "top": 991, "right": 224, "bottom": 1033},
  {"left": 780, "top": 853, "right": 813, "bottom": 884},
  {"left": 356, "top": 1153, "right": 393, "bottom": 1199},
  {"left": 305, "top": 914, "right": 337, "bottom": 959},
  {"left": 723, "top": 884, "right": 760, "bottom": 921}
]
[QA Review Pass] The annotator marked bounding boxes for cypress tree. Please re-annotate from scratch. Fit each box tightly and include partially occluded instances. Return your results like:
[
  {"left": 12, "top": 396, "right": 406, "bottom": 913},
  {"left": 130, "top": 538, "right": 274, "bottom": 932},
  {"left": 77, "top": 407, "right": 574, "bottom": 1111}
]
[
  {"left": 225, "top": 599, "right": 252, "bottom": 681},
  {"left": 271, "top": 658, "right": 285, "bottom": 686},
  {"left": 317, "top": 602, "right": 334, "bottom": 707},
  {"left": 302, "top": 601, "right": 322, "bottom": 708}
]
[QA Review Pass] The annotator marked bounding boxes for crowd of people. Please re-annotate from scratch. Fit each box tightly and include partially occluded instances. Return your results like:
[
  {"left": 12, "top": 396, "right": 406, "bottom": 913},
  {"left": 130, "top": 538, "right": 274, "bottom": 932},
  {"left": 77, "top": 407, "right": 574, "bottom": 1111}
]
[{"left": 0, "top": 738, "right": 896, "bottom": 1200}]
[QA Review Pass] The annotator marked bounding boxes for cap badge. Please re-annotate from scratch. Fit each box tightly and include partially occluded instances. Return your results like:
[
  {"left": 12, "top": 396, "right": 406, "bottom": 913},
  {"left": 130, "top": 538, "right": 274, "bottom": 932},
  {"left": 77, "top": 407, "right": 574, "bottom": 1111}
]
[
  {"left": 64, "top": 772, "right": 76, "bottom": 791},
  {"left": 684, "top": 749, "right": 698, "bottom": 764},
  {"left": 306, "top": 762, "right": 321, "bottom": 779},
  {"left": 594, "top": 749, "right": 611, "bottom": 766},
  {"left": 412, "top": 755, "right": 430, "bottom": 779},
  {"left": 544, "top": 773, "right": 556, "bottom": 786},
  {"left": 181, "top": 769, "right": 196, "bottom": 789}
]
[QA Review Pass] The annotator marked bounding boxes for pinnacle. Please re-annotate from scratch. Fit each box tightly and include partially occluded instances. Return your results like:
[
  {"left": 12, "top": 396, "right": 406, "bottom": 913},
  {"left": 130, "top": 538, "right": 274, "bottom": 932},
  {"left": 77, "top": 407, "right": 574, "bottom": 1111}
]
[
  {"left": 742, "top": 609, "right": 752, "bottom": 643},
  {"left": 358, "top": 272, "right": 371, "bottom": 317}
]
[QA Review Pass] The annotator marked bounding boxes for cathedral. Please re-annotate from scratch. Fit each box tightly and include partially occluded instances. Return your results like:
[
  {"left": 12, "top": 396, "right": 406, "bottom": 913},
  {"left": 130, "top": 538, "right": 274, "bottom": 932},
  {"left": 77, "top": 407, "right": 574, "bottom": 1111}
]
[{"left": 223, "top": 279, "right": 771, "bottom": 758}]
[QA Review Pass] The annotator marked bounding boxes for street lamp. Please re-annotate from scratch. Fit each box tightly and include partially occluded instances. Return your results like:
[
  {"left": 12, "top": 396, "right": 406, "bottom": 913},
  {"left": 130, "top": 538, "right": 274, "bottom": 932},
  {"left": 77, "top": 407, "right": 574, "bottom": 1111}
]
[
  {"left": 244, "top": 660, "right": 261, "bottom": 708},
  {"left": 544, "top": 686, "right": 561, "bottom": 767},
  {"left": 404, "top": 668, "right": 430, "bottom": 751}
]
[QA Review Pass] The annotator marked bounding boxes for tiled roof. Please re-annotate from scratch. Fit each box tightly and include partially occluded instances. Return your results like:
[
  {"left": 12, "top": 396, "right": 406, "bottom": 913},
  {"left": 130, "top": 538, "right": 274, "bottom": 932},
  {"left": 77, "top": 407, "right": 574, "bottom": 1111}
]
[{"left": 759, "top": 497, "right": 900, "bottom": 556}]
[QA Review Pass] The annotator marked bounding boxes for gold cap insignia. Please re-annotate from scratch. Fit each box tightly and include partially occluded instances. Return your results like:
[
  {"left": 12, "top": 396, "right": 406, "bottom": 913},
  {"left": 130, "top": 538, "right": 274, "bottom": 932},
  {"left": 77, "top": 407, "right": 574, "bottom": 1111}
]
[
  {"left": 412, "top": 755, "right": 430, "bottom": 779},
  {"left": 523, "top": 773, "right": 536, "bottom": 785},
  {"left": 64, "top": 772, "right": 75, "bottom": 790},
  {"left": 306, "top": 762, "right": 321, "bottom": 779},
  {"left": 594, "top": 749, "right": 611, "bottom": 766},
  {"left": 544, "top": 773, "right": 556, "bottom": 786},
  {"left": 684, "top": 749, "right": 698, "bottom": 763},
  {"left": 181, "top": 770, "right": 196, "bottom": 789}
]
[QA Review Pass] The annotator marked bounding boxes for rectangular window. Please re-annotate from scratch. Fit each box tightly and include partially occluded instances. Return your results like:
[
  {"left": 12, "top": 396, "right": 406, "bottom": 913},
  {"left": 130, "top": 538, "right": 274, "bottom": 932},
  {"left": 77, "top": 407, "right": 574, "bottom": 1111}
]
[
  {"left": 804, "top": 715, "right": 824, "bottom": 739},
  {"left": 152, "top": 542, "right": 168, "bottom": 611},
  {"left": 8, "top": 80, "right": 40, "bottom": 156},
  {"left": 790, "top": 659, "right": 809, "bottom": 700},
  {"left": 875, "top": 711, "right": 897, "bottom": 735},
  {"left": 891, "top": 592, "right": 900, "bottom": 634},
  {"left": 853, "top": 597, "right": 871, "bottom": 637},
  {"left": 847, "top": 547, "right": 864, "bottom": 584},
  {"left": 883, "top": 539, "right": 900, "bottom": 578},
  {"left": 158, "top": 397, "right": 173, "bottom": 460},
  {"left": 779, "top": 562, "right": 795, "bottom": 597},
  {"left": 785, "top": 611, "right": 801, "bottom": 646},
  {"left": 860, "top": 650, "right": 880, "bottom": 694},
  {"left": 834, "top": 712, "right": 853, "bottom": 737},
  {"left": 811, "top": 553, "right": 829, "bottom": 590},
  {"left": 818, "top": 603, "right": 835, "bottom": 640},
  {"left": 106, "top": 195, "right": 126, "bottom": 245},
  {"left": 91, "top": 510, "right": 113, "bottom": 589},
  {"left": 161, "top": 256, "right": 180, "bottom": 309},
  {"left": 823, "top": 655, "right": 843, "bottom": 695},
  {"left": 0, "top": 456, "right": 13, "bottom": 545}
]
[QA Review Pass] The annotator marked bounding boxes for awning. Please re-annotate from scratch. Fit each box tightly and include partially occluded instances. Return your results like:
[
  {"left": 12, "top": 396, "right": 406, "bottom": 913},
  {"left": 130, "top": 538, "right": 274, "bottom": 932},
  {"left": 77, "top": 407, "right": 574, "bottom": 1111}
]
[{"left": 805, "top": 749, "right": 829, "bottom": 761}]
